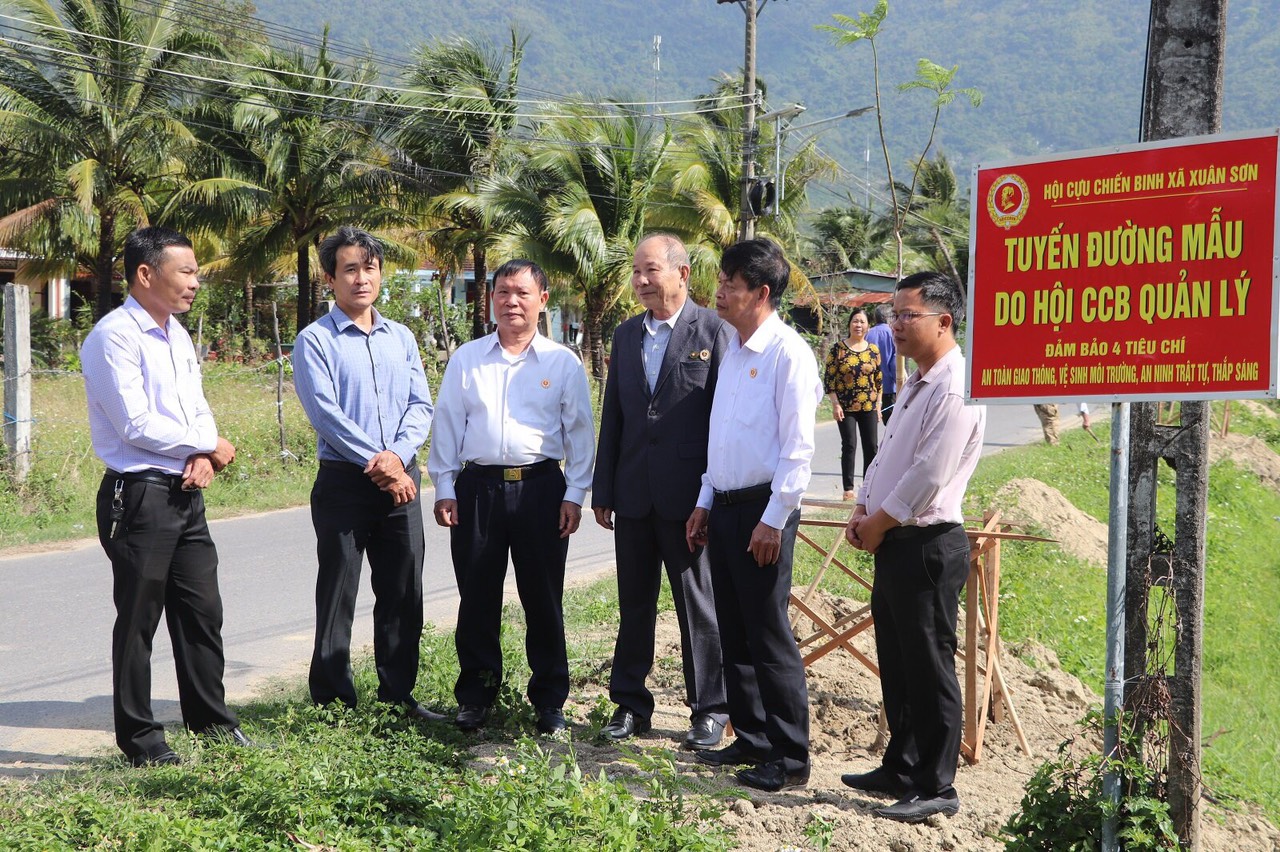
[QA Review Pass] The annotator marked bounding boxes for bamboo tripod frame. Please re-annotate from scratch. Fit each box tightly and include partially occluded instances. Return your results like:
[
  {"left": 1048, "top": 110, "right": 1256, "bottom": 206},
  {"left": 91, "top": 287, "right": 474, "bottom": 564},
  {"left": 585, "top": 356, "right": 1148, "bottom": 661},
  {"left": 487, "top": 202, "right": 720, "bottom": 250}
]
[{"left": 791, "top": 503, "right": 1039, "bottom": 763}]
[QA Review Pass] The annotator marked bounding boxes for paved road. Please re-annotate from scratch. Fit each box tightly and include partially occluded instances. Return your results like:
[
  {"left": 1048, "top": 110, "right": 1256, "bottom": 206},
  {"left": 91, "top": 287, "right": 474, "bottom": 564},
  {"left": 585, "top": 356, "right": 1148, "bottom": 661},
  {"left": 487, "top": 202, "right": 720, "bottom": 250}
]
[{"left": 0, "top": 402, "right": 1070, "bottom": 772}]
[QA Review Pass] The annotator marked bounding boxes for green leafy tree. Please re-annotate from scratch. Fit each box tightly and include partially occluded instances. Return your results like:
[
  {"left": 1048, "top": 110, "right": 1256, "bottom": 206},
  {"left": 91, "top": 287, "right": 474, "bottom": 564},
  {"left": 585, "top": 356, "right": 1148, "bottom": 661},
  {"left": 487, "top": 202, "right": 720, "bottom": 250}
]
[
  {"left": 0, "top": 0, "right": 223, "bottom": 319},
  {"left": 819, "top": 0, "right": 981, "bottom": 278},
  {"left": 482, "top": 106, "right": 670, "bottom": 377},
  {"left": 889, "top": 151, "right": 969, "bottom": 284},
  {"left": 805, "top": 203, "right": 874, "bottom": 275},
  {"left": 169, "top": 36, "right": 409, "bottom": 332},
  {"left": 396, "top": 33, "right": 525, "bottom": 339}
]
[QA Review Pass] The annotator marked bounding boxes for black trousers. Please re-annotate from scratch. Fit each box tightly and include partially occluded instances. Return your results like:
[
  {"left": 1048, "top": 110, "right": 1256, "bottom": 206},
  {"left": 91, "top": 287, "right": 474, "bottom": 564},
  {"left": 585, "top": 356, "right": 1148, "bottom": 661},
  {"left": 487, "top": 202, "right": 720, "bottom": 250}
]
[
  {"left": 707, "top": 498, "right": 809, "bottom": 774},
  {"left": 836, "top": 409, "right": 879, "bottom": 491},
  {"left": 881, "top": 392, "right": 897, "bottom": 425},
  {"left": 872, "top": 523, "right": 969, "bottom": 796},
  {"left": 309, "top": 462, "right": 425, "bottom": 707},
  {"left": 96, "top": 473, "right": 237, "bottom": 758},
  {"left": 609, "top": 512, "right": 727, "bottom": 722},
  {"left": 451, "top": 465, "right": 570, "bottom": 710}
]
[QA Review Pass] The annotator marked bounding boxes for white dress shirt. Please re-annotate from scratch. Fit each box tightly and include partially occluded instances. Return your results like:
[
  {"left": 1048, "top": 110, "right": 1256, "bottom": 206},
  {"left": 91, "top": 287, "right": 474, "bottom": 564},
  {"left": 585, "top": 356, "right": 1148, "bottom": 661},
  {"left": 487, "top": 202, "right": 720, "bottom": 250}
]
[
  {"left": 427, "top": 332, "right": 596, "bottom": 505},
  {"left": 81, "top": 296, "right": 218, "bottom": 475},
  {"left": 697, "top": 311, "right": 822, "bottom": 529},
  {"left": 858, "top": 345, "right": 986, "bottom": 526}
]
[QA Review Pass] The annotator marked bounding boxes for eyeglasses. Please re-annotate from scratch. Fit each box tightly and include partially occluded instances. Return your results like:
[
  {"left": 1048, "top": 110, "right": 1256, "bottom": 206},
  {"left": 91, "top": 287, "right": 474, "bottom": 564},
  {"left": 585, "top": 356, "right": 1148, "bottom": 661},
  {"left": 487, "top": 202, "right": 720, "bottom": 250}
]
[{"left": 886, "top": 310, "right": 946, "bottom": 325}]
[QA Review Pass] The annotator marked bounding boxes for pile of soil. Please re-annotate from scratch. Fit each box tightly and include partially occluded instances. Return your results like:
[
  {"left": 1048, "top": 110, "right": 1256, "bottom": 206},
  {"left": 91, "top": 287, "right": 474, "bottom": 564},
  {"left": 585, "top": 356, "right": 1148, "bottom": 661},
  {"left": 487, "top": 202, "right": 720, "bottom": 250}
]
[
  {"left": 1209, "top": 433, "right": 1280, "bottom": 491},
  {"left": 991, "top": 478, "right": 1109, "bottom": 566}
]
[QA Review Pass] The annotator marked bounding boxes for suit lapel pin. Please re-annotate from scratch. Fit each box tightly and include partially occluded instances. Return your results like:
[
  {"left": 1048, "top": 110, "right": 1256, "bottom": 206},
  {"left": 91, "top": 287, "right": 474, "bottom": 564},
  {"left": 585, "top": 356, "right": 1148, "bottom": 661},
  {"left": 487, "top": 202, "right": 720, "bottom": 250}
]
[
  {"left": 541, "top": 379, "right": 551, "bottom": 388},
  {"left": 699, "top": 349, "right": 710, "bottom": 361},
  {"left": 749, "top": 368, "right": 758, "bottom": 378},
  {"left": 689, "top": 350, "right": 698, "bottom": 360}
]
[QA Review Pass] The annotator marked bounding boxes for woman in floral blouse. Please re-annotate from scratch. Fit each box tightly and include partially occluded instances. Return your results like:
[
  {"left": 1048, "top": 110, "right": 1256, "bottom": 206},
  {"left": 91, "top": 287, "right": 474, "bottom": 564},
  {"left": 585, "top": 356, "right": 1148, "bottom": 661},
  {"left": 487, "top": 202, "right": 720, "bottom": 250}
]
[{"left": 823, "top": 307, "right": 882, "bottom": 500}]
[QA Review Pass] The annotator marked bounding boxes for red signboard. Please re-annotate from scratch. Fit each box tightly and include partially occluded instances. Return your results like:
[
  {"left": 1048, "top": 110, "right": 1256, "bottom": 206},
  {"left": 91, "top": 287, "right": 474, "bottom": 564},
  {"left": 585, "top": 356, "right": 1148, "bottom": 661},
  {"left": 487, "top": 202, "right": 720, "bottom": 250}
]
[{"left": 966, "top": 130, "right": 1280, "bottom": 402}]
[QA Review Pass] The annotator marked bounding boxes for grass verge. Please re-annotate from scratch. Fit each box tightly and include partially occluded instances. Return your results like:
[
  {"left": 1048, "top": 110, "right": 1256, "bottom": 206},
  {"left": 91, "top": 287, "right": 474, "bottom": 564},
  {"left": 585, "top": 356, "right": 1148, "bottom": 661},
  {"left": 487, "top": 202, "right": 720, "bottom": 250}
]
[{"left": 0, "top": 611, "right": 734, "bottom": 851}]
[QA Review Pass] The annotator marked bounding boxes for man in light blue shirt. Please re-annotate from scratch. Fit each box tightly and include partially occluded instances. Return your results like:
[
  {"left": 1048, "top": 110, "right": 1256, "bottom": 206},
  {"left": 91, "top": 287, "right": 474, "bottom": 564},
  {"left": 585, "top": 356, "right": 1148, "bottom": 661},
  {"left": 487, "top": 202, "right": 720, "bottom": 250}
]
[
  {"left": 866, "top": 305, "right": 897, "bottom": 422},
  {"left": 292, "top": 226, "right": 440, "bottom": 720}
]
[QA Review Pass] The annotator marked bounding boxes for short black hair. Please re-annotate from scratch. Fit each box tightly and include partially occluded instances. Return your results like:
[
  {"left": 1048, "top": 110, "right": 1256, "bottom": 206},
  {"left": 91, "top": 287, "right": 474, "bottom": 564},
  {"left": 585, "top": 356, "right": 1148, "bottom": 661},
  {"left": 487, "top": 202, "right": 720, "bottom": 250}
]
[
  {"left": 719, "top": 238, "right": 790, "bottom": 309},
  {"left": 493, "top": 258, "right": 550, "bottom": 292},
  {"left": 896, "top": 271, "right": 965, "bottom": 327},
  {"left": 847, "top": 306, "right": 870, "bottom": 325},
  {"left": 318, "top": 226, "right": 384, "bottom": 278},
  {"left": 123, "top": 226, "right": 193, "bottom": 285}
]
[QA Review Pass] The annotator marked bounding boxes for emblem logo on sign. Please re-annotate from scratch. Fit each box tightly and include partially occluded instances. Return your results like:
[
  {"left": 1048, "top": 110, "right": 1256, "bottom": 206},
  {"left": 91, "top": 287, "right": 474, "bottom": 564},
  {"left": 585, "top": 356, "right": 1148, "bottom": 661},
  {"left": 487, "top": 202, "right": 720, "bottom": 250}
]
[{"left": 987, "top": 173, "right": 1029, "bottom": 229}]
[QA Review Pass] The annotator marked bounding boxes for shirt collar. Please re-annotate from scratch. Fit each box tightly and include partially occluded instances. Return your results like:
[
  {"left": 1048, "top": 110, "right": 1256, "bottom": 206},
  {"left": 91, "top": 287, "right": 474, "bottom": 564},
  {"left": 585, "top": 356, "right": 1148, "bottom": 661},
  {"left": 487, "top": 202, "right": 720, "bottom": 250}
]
[
  {"left": 739, "top": 310, "right": 783, "bottom": 353},
  {"left": 122, "top": 295, "right": 175, "bottom": 337},
  {"left": 912, "top": 343, "right": 962, "bottom": 386},
  {"left": 328, "top": 306, "right": 387, "bottom": 334},
  {"left": 643, "top": 300, "right": 685, "bottom": 336},
  {"left": 484, "top": 330, "right": 552, "bottom": 361}
]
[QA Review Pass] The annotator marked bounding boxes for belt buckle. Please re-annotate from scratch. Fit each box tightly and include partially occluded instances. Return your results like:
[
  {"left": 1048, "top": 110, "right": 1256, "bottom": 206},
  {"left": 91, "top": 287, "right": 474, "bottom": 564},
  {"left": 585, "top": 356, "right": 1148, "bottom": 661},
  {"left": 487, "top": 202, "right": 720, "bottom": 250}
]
[{"left": 503, "top": 467, "right": 523, "bottom": 482}]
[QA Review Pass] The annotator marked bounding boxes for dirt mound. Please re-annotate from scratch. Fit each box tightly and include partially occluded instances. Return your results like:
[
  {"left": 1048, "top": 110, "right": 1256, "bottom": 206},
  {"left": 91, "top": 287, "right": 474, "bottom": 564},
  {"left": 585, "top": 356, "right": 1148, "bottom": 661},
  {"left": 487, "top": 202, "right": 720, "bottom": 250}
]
[
  {"left": 1210, "top": 433, "right": 1280, "bottom": 491},
  {"left": 477, "top": 600, "right": 1279, "bottom": 851},
  {"left": 991, "top": 478, "right": 1109, "bottom": 566}
]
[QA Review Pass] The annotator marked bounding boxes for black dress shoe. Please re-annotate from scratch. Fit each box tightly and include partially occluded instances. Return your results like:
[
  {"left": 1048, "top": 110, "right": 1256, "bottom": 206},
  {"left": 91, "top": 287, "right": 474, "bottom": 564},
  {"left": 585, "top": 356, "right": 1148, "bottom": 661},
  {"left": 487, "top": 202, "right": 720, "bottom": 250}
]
[
  {"left": 840, "top": 765, "right": 909, "bottom": 798},
  {"left": 535, "top": 706, "right": 568, "bottom": 735},
  {"left": 129, "top": 743, "right": 182, "bottom": 767},
  {"left": 875, "top": 790, "right": 960, "bottom": 823},
  {"left": 199, "top": 725, "right": 257, "bottom": 748},
  {"left": 694, "top": 741, "right": 764, "bottom": 768},
  {"left": 455, "top": 704, "right": 489, "bottom": 732},
  {"left": 600, "top": 707, "right": 650, "bottom": 741},
  {"left": 736, "top": 760, "right": 809, "bottom": 792},
  {"left": 683, "top": 715, "right": 726, "bottom": 751},
  {"left": 405, "top": 702, "right": 449, "bottom": 722}
]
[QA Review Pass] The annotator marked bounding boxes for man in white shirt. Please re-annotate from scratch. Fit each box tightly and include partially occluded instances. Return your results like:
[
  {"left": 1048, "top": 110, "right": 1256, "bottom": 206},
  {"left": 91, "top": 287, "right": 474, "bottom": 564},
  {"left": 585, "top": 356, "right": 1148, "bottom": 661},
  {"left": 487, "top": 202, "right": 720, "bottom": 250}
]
[
  {"left": 685, "top": 238, "right": 822, "bottom": 792},
  {"left": 842, "top": 271, "right": 986, "bottom": 823},
  {"left": 428, "top": 259, "right": 594, "bottom": 736},
  {"left": 81, "top": 226, "right": 249, "bottom": 766}
]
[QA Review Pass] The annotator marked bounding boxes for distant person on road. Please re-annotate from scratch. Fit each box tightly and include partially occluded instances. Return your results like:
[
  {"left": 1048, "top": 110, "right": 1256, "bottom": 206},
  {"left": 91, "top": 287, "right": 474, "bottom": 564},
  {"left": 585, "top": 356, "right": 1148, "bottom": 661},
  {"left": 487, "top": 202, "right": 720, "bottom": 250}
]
[
  {"left": 866, "top": 304, "right": 897, "bottom": 423},
  {"left": 823, "top": 307, "right": 882, "bottom": 500},
  {"left": 428, "top": 259, "right": 594, "bottom": 737},
  {"left": 81, "top": 226, "right": 251, "bottom": 766},
  {"left": 842, "top": 271, "right": 986, "bottom": 823},
  {"left": 592, "top": 233, "right": 730, "bottom": 751},
  {"left": 685, "top": 238, "right": 822, "bottom": 793},
  {"left": 292, "top": 226, "right": 441, "bottom": 721},
  {"left": 1032, "top": 402, "right": 1090, "bottom": 445}
]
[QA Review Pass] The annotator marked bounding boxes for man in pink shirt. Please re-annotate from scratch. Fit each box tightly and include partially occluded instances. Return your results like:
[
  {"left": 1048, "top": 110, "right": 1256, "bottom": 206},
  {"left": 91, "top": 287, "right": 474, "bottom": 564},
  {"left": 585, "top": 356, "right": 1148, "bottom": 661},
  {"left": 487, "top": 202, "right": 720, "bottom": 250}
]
[{"left": 841, "top": 271, "right": 986, "bottom": 823}]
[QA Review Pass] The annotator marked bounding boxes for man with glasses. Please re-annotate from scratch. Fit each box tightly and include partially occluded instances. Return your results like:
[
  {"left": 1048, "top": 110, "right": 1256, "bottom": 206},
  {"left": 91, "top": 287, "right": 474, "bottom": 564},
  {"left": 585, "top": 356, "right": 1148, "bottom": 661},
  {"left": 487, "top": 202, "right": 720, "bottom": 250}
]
[{"left": 840, "top": 271, "right": 986, "bottom": 823}]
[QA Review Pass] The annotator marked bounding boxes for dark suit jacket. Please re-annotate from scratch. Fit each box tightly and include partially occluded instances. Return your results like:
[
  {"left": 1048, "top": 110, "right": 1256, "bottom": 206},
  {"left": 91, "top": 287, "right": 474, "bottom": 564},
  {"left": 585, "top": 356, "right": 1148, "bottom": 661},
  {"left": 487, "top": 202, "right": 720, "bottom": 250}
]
[{"left": 592, "top": 301, "right": 729, "bottom": 522}]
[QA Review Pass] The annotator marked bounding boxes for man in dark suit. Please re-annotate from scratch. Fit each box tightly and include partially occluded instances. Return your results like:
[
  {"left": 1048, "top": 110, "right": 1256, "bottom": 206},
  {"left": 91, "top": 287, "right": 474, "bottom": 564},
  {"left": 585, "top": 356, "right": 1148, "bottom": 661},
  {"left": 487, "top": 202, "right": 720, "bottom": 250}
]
[{"left": 592, "top": 233, "right": 730, "bottom": 750}]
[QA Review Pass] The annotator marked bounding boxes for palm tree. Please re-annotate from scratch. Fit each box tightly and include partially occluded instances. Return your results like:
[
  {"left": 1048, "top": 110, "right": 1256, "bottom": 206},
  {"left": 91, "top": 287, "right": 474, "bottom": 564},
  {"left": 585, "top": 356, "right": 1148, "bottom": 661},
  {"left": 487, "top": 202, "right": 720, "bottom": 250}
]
[
  {"left": 482, "top": 106, "right": 670, "bottom": 377},
  {"left": 806, "top": 204, "right": 874, "bottom": 275},
  {"left": 0, "top": 0, "right": 223, "bottom": 319},
  {"left": 169, "top": 36, "right": 410, "bottom": 331},
  {"left": 883, "top": 152, "right": 969, "bottom": 284},
  {"left": 396, "top": 33, "right": 524, "bottom": 339}
]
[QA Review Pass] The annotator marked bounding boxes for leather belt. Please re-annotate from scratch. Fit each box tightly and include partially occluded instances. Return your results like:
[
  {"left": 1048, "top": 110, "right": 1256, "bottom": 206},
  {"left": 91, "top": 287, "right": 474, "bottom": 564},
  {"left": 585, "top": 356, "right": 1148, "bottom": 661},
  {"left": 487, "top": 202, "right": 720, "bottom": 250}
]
[
  {"left": 463, "top": 459, "right": 559, "bottom": 482},
  {"left": 105, "top": 469, "right": 183, "bottom": 488},
  {"left": 319, "top": 459, "right": 365, "bottom": 474},
  {"left": 882, "top": 522, "right": 961, "bottom": 541},
  {"left": 713, "top": 483, "right": 772, "bottom": 506}
]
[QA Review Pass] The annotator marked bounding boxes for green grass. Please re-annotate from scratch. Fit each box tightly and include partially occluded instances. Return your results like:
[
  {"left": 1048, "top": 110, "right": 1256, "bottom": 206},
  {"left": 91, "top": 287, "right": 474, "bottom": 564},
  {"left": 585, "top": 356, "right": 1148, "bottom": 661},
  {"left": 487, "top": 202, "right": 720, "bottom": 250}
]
[{"left": 0, "top": 607, "right": 734, "bottom": 851}]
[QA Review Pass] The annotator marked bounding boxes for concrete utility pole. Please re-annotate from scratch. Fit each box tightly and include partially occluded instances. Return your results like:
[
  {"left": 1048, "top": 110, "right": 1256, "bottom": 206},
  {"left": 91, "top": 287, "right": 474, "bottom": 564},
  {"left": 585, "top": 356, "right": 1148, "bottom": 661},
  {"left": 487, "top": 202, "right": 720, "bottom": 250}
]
[
  {"left": 1126, "top": 3, "right": 1226, "bottom": 849},
  {"left": 738, "top": 0, "right": 759, "bottom": 241},
  {"left": 3, "top": 283, "right": 33, "bottom": 482}
]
